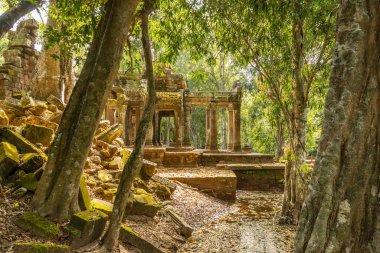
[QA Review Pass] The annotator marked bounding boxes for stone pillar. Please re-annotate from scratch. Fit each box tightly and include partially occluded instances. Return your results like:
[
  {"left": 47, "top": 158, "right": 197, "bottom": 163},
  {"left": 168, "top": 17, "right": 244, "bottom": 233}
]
[
  {"left": 166, "top": 116, "right": 171, "bottom": 146},
  {"left": 228, "top": 106, "right": 234, "bottom": 150},
  {"left": 205, "top": 108, "right": 211, "bottom": 149},
  {"left": 183, "top": 106, "right": 191, "bottom": 146},
  {"left": 173, "top": 110, "right": 182, "bottom": 147},
  {"left": 210, "top": 103, "right": 218, "bottom": 150},
  {"left": 124, "top": 106, "right": 131, "bottom": 145},
  {"left": 233, "top": 103, "right": 241, "bottom": 152},
  {"left": 146, "top": 120, "right": 154, "bottom": 146},
  {"left": 153, "top": 111, "right": 161, "bottom": 146}
]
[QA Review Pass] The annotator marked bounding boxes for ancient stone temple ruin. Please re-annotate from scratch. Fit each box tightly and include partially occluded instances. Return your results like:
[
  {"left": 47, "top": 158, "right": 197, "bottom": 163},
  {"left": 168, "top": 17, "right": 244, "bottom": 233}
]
[
  {"left": 0, "top": 20, "right": 285, "bottom": 202},
  {"left": 106, "top": 70, "right": 242, "bottom": 152},
  {"left": 0, "top": 19, "right": 39, "bottom": 99}
]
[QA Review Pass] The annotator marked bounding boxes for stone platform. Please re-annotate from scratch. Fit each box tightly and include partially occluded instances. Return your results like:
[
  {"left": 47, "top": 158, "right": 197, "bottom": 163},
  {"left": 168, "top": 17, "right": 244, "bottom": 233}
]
[
  {"left": 216, "top": 163, "right": 285, "bottom": 191},
  {"left": 199, "top": 151, "right": 274, "bottom": 166},
  {"left": 156, "top": 168, "right": 237, "bottom": 201}
]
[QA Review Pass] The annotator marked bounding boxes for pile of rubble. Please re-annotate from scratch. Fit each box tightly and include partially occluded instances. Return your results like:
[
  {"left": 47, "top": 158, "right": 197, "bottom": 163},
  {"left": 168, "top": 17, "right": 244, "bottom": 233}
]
[{"left": 0, "top": 93, "right": 173, "bottom": 217}]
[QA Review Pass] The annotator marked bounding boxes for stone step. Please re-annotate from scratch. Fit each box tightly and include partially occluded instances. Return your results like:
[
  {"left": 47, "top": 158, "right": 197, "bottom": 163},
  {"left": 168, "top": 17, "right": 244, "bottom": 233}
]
[
  {"left": 156, "top": 168, "right": 236, "bottom": 201},
  {"left": 199, "top": 151, "right": 274, "bottom": 166},
  {"left": 216, "top": 163, "right": 285, "bottom": 171}
]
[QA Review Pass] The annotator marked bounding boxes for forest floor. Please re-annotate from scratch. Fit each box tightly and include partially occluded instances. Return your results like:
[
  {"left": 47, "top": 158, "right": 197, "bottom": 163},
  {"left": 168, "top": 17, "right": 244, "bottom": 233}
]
[
  {"left": 123, "top": 185, "right": 296, "bottom": 253},
  {"left": 0, "top": 183, "right": 295, "bottom": 253}
]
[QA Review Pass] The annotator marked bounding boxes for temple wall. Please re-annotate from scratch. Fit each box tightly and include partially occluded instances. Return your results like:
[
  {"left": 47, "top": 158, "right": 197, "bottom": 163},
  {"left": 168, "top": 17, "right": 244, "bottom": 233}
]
[{"left": 0, "top": 19, "right": 39, "bottom": 99}]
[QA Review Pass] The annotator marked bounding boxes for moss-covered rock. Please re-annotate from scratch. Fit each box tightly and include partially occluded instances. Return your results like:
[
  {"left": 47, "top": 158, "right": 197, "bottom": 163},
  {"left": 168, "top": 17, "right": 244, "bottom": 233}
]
[
  {"left": 15, "top": 212, "right": 60, "bottom": 239},
  {"left": 69, "top": 210, "right": 108, "bottom": 249},
  {"left": 119, "top": 225, "right": 163, "bottom": 253},
  {"left": 92, "top": 198, "right": 113, "bottom": 215},
  {"left": 22, "top": 124, "right": 54, "bottom": 146},
  {"left": 13, "top": 242, "right": 69, "bottom": 253},
  {"left": 0, "top": 142, "right": 20, "bottom": 178},
  {"left": 19, "top": 173, "right": 38, "bottom": 191},
  {"left": 95, "top": 124, "right": 123, "bottom": 144},
  {"left": 97, "top": 170, "right": 112, "bottom": 182},
  {"left": 79, "top": 177, "right": 92, "bottom": 211},
  {"left": 0, "top": 108, "right": 9, "bottom": 126},
  {"left": 130, "top": 191, "right": 161, "bottom": 217},
  {"left": 20, "top": 153, "right": 45, "bottom": 173},
  {"left": 141, "top": 160, "right": 157, "bottom": 179},
  {"left": 0, "top": 128, "right": 47, "bottom": 159},
  {"left": 11, "top": 187, "right": 28, "bottom": 198}
]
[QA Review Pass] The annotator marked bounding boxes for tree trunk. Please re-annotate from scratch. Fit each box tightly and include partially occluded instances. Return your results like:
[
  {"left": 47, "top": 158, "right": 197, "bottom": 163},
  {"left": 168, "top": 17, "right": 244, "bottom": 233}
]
[
  {"left": 31, "top": 3, "right": 75, "bottom": 102},
  {"left": 32, "top": 0, "right": 140, "bottom": 222},
  {"left": 274, "top": 112, "right": 284, "bottom": 160},
  {"left": 0, "top": 0, "right": 42, "bottom": 39},
  {"left": 281, "top": 7, "right": 308, "bottom": 223},
  {"left": 295, "top": 0, "right": 380, "bottom": 252},
  {"left": 101, "top": 1, "right": 156, "bottom": 250}
]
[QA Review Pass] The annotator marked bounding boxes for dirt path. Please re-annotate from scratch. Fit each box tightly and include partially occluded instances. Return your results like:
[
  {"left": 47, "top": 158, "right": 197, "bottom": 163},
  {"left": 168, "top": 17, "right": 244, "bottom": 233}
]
[{"left": 178, "top": 191, "right": 296, "bottom": 253}]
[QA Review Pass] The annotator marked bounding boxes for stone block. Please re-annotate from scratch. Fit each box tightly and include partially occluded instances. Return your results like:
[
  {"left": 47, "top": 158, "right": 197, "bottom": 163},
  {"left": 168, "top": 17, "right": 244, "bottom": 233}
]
[
  {"left": 79, "top": 177, "right": 92, "bottom": 211},
  {"left": 15, "top": 212, "right": 60, "bottom": 239},
  {"left": 69, "top": 209, "right": 108, "bottom": 249},
  {"left": 92, "top": 198, "right": 113, "bottom": 215},
  {"left": 13, "top": 242, "right": 69, "bottom": 253},
  {"left": 12, "top": 115, "right": 58, "bottom": 131},
  {"left": 0, "top": 127, "right": 47, "bottom": 158},
  {"left": 129, "top": 189, "right": 161, "bottom": 217},
  {"left": 20, "top": 153, "right": 45, "bottom": 173},
  {"left": 95, "top": 124, "right": 123, "bottom": 144},
  {"left": 0, "top": 142, "right": 19, "bottom": 178},
  {"left": 0, "top": 108, "right": 9, "bottom": 126},
  {"left": 22, "top": 124, "right": 54, "bottom": 146},
  {"left": 119, "top": 225, "right": 163, "bottom": 253},
  {"left": 47, "top": 95, "right": 65, "bottom": 111},
  {"left": 19, "top": 172, "right": 38, "bottom": 191}
]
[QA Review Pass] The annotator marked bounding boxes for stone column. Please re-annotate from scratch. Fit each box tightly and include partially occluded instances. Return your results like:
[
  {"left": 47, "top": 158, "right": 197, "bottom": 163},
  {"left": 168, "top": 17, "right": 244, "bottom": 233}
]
[
  {"left": 233, "top": 103, "right": 241, "bottom": 152},
  {"left": 173, "top": 110, "right": 182, "bottom": 147},
  {"left": 205, "top": 108, "right": 211, "bottom": 149},
  {"left": 146, "top": 120, "right": 154, "bottom": 146},
  {"left": 166, "top": 116, "right": 171, "bottom": 146},
  {"left": 228, "top": 106, "right": 234, "bottom": 150},
  {"left": 124, "top": 106, "right": 131, "bottom": 145},
  {"left": 152, "top": 111, "right": 158, "bottom": 146},
  {"left": 210, "top": 103, "right": 218, "bottom": 150},
  {"left": 183, "top": 105, "right": 191, "bottom": 146}
]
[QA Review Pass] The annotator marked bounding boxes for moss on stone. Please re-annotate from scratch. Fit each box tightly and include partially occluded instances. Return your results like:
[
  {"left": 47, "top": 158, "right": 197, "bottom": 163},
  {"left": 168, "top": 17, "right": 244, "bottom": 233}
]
[
  {"left": 92, "top": 198, "right": 113, "bottom": 215},
  {"left": 20, "top": 153, "right": 45, "bottom": 173},
  {"left": 79, "top": 177, "right": 92, "bottom": 211},
  {"left": 121, "top": 224, "right": 139, "bottom": 237},
  {"left": 15, "top": 212, "right": 60, "bottom": 239},
  {"left": 0, "top": 141, "right": 20, "bottom": 178},
  {"left": 13, "top": 242, "right": 69, "bottom": 253},
  {"left": 19, "top": 173, "right": 38, "bottom": 191}
]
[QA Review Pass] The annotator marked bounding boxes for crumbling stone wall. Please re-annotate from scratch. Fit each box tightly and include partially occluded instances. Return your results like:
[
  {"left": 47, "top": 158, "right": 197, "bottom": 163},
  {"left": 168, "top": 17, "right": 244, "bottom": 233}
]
[{"left": 0, "top": 19, "right": 39, "bottom": 99}]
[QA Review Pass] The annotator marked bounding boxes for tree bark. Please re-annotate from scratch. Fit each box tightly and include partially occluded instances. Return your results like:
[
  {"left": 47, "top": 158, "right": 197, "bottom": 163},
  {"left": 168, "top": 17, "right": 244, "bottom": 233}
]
[
  {"left": 281, "top": 5, "right": 309, "bottom": 223},
  {"left": 0, "top": 0, "right": 42, "bottom": 39},
  {"left": 295, "top": 0, "right": 380, "bottom": 252},
  {"left": 32, "top": 0, "right": 140, "bottom": 222},
  {"left": 101, "top": 1, "right": 156, "bottom": 250}
]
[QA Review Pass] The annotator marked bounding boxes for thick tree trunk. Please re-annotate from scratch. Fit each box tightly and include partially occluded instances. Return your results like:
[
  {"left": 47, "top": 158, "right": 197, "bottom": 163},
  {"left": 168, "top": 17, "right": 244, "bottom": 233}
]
[
  {"left": 31, "top": 3, "right": 75, "bottom": 102},
  {"left": 274, "top": 113, "right": 284, "bottom": 160},
  {"left": 101, "top": 1, "right": 156, "bottom": 250},
  {"left": 0, "top": 0, "right": 42, "bottom": 39},
  {"left": 281, "top": 9, "right": 309, "bottom": 223},
  {"left": 295, "top": 0, "right": 380, "bottom": 252},
  {"left": 32, "top": 0, "right": 140, "bottom": 222}
]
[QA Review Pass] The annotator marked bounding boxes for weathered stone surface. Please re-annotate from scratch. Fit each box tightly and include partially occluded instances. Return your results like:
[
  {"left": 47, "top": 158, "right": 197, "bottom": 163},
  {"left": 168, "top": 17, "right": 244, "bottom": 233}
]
[
  {"left": 0, "top": 109, "right": 9, "bottom": 125},
  {"left": 28, "top": 102, "right": 48, "bottom": 116},
  {"left": 108, "top": 156, "right": 123, "bottom": 170},
  {"left": 97, "top": 170, "right": 112, "bottom": 182},
  {"left": 0, "top": 142, "right": 19, "bottom": 178},
  {"left": 0, "top": 128, "right": 47, "bottom": 158},
  {"left": 141, "top": 160, "right": 157, "bottom": 179},
  {"left": 47, "top": 94, "right": 65, "bottom": 111},
  {"left": 119, "top": 225, "right": 163, "bottom": 253},
  {"left": 48, "top": 111, "right": 62, "bottom": 124},
  {"left": 130, "top": 189, "right": 161, "bottom": 217},
  {"left": 15, "top": 212, "right": 60, "bottom": 239},
  {"left": 13, "top": 242, "right": 69, "bottom": 253},
  {"left": 19, "top": 153, "right": 45, "bottom": 173},
  {"left": 92, "top": 198, "right": 113, "bottom": 215},
  {"left": 199, "top": 152, "right": 274, "bottom": 166},
  {"left": 95, "top": 124, "right": 123, "bottom": 144},
  {"left": 69, "top": 210, "right": 108, "bottom": 249},
  {"left": 12, "top": 115, "right": 58, "bottom": 131},
  {"left": 79, "top": 177, "right": 92, "bottom": 211},
  {"left": 19, "top": 173, "right": 38, "bottom": 191},
  {"left": 22, "top": 124, "right": 54, "bottom": 146}
]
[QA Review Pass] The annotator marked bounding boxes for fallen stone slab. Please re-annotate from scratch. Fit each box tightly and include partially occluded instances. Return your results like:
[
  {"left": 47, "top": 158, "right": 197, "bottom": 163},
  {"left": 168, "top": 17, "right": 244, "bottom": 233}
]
[
  {"left": 130, "top": 189, "right": 161, "bottom": 217},
  {"left": 95, "top": 124, "right": 123, "bottom": 144},
  {"left": 119, "top": 225, "right": 163, "bottom": 253},
  {"left": 22, "top": 124, "right": 54, "bottom": 146},
  {"left": 0, "top": 108, "right": 9, "bottom": 125},
  {"left": 20, "top": 153, "right": 45, "bottom": 173},
  {"left": 12, "top": 115, "right": 58, "bottom": 131},
  {"left": 13, "top": 242, "right": 69, "bottom": 253},
  {"left": 92, "top": 198, "right": 113, "bottom": 215},
  {"left": 0, "top": 127, "right": 47, "bottom": 158},
  {"left": 69, "top": 209, "right": 108, "bottom": 249},
  {"left": 0, "top": 141, "right": 20, "bottom": 178},
  {"left": 47, "top": 94, "right": 65, "bottom": 111},
  {"left": 79, "top": 177, "right": 92, "bottom": 211},
  {"left": 15, "top": 212, "right": 60, "bottom": 239}
]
